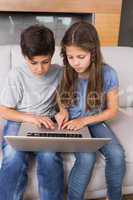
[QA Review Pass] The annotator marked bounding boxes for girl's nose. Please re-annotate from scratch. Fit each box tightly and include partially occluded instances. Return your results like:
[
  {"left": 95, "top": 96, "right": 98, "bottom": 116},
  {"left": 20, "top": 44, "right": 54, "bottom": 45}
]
[{"left": 73, "top": 59, "right": 80, "bottom": 66}]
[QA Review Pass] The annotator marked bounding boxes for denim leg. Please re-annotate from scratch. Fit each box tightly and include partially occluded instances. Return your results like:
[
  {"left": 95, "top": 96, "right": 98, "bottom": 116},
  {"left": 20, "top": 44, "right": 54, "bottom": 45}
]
[
  {"left": 36, "top": 152, "right": 64, "bottom": 200},
  {"left": 89, "top": 122, "right": 126, "bottom": 200},
  {"left": 0, "top": 144, "right": 29, "bottom": 200},
  {"left": 68, "top": 152, "right": 96, "bottom": 200},
  {"left": 0, "top": 121, "right": 29, "bottom": 200},
  {"left": 2, "top": 120, "right": 21, "bottom": 148}
]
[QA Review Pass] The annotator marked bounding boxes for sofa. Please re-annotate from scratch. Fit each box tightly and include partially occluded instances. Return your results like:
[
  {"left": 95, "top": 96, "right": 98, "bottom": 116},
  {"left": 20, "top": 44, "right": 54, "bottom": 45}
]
[{"left": 0, "top": 45, "right": 133, "bottom": 199}]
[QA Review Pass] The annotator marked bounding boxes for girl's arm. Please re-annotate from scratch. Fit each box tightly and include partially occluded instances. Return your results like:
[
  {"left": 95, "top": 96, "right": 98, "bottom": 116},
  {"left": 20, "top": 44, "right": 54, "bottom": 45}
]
[
  {"left": 55, "top": 91, "right": 69, "bottom": 129},
  {"left": 83, "top": 88, "right": 118, "bottom": 125},
  {"left": 62, "top": 88, "right": 119, "bottom": 130},
  {"left": 55, "top": 92, "right": 69, "bottom": 129}
]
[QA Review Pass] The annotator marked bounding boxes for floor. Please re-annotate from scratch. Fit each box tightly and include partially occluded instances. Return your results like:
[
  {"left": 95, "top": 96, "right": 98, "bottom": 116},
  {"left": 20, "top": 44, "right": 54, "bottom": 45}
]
[
  {"left": 124, "top": 195, "right": 133, "bottom": 200},
  {"left": 97, "top": 195, "right": 133, "bottom": 200}
]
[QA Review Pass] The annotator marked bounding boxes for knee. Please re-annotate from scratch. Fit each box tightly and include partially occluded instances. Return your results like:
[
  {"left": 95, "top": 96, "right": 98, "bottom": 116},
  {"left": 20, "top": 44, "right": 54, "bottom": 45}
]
[
  {"left": 3, "top": 145, "right": 27, "bottom": 165},
  {"left": 3, "top": 144, "right": 16, "bottom": 163},
  {"left": 2, "top": 146, "right": 28, "bottom": 173},
  {"left": 105, "top": 144, "right": 125, "bottom": 166},
  {"left": 76, "top": 152, "right": 96, "bottom": 166},
  {"left": 37, "top": 152, "right": 62, "bottom": 166}
]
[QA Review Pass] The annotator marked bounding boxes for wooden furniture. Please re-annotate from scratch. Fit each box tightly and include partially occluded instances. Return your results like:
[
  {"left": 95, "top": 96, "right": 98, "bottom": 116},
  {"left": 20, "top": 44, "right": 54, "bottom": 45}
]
[{"left": 0, "top": 0, "right": 122, "bottom": 46}]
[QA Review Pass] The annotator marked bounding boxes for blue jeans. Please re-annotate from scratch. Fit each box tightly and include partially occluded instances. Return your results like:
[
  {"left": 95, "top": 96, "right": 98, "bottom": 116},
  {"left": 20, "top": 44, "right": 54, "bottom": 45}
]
[
  {"left": 0, "top": 121, "right": 64, "bottom": 200},
  {"left": 0, "top": 121, "right": 96, "bottom": 200},
  {"left": 89, "top": 122, "right": 126, "bottom": 200},
  {"left": 0, "top": 121, "right": 125, "bottom": 200},
  {"left": 67, "top": 152, "right": 96, "bottom": 200},
  {"left": 67, "top": 123, "right": 125, "bottom": 200}
]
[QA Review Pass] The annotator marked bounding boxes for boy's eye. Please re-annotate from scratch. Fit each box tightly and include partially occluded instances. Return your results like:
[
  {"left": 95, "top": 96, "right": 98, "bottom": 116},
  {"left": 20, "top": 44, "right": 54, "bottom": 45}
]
[
  {"left": 31, "top": 62, "right": 37, "bottom": 65},
  {"left": 31, "top": 61, "right": 49, "bottom": 65},
  {"left": 42, "top": 61, "right": 49, "bottom": 64}
]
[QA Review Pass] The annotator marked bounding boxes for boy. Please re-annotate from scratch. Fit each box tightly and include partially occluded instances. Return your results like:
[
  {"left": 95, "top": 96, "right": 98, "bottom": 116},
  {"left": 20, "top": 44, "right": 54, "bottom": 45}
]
[{"left": 0, "top": 25, "right": 67, "bottom": 200}]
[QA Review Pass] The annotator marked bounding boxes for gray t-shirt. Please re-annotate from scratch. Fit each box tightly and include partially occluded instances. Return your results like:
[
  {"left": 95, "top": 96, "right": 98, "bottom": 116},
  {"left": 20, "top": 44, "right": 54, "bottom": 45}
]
[{"left": 0, "top": 64, "right": 63, "bottom": 117}]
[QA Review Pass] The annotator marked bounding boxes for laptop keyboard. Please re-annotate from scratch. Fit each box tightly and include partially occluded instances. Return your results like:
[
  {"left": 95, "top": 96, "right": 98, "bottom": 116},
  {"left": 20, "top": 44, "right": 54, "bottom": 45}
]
[{"left": 27, "top": 132, "right": 82, "bottom": 138}]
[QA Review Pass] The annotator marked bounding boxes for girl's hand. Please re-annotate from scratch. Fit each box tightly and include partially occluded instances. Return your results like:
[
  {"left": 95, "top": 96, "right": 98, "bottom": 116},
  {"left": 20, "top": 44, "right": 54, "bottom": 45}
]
[
  {"left": 62, "top": 117, "right": 86, "bottom": 131},
  {"left": 55, "top": 109, "right": 69, "bottom": 129},
  {"left": 24, "top": 114, "right": 55, "bottom": 129}
]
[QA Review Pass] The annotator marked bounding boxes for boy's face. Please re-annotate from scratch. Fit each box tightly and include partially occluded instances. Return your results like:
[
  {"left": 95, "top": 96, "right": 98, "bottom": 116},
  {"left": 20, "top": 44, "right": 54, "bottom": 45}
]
[{"left": 25, "top": 55, "right": 52, "bottom": 77}]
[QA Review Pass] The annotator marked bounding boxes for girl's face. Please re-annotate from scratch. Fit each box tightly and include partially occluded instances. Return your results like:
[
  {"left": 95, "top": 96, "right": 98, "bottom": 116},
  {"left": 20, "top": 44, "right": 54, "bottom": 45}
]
[{"left": 66, "top": 45, "right": 91, "bottom": 75}]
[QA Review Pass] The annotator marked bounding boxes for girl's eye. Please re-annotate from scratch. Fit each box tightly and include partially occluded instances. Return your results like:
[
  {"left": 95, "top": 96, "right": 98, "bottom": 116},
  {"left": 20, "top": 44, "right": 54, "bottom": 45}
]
[
  {"left": 67, "top": 56, "right": 73, "bottom": 60},
  {"left": 67, "top": 56, "right": 85, "bottom": 59},
  {"left": 78, "top": 56, "right": 85, "bottom": 59}
]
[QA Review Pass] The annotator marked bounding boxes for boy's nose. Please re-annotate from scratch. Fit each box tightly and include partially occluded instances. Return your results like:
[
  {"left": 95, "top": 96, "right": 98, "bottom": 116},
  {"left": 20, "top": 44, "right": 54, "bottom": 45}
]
[{"left": 37, "top": 63, "right": 43, "bottom": 72}]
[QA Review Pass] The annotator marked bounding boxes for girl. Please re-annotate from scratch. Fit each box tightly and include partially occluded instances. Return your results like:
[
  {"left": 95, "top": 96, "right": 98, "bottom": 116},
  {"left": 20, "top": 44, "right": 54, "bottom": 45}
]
[{"left": 59, "top": 22, "right": 126, "bottom": 200}]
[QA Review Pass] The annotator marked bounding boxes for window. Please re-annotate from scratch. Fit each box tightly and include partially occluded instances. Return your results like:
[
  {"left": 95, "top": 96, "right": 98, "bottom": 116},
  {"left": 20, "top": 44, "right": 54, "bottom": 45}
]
[{"left": 0, "top": 12, "right": 93, "bottom": 45}]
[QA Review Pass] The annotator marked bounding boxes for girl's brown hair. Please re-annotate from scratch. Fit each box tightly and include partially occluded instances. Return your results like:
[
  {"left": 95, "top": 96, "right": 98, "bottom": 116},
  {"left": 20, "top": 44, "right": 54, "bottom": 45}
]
[{"left": 60, "top": 21, "right": 104, "bottom": 110}]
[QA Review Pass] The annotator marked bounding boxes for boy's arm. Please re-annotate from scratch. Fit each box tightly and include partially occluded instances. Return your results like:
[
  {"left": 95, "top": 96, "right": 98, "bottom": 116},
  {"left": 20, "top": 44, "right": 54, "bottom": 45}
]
[
  {"left": 0, "top": 106, "right": 55, "bottom": 129},
  {"left": 0, "top": 105, "right": 28, "bottom": 122}
]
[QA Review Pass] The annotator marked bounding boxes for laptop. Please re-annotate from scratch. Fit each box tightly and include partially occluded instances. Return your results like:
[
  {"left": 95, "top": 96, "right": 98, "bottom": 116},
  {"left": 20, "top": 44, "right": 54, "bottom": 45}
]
[{"left": 4, "top": 122, "right": 111, "bottom": 152}]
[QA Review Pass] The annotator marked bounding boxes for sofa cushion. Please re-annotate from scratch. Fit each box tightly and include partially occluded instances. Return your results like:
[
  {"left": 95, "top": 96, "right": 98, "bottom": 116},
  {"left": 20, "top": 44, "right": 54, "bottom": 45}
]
[
  {"left": 0, "top": 45, "right": 11, "bottom": 91},
  {"left": 52, "top": 46, "right": 63, "bottom": 65},
  {"left": 101, "top": 47, "right": 133, "bottom": 107},
  {"left": 11, "top": 45, "right": 25, "bottom": 69},
  {"left": 109, "top": 108, "right": 133, "bottom": 163}
]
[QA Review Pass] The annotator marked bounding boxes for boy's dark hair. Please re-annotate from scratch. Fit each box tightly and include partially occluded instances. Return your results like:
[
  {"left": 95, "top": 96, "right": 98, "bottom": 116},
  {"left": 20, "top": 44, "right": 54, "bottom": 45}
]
[{"left": 20, "top": 25, "right": 55, "bottom": 59}]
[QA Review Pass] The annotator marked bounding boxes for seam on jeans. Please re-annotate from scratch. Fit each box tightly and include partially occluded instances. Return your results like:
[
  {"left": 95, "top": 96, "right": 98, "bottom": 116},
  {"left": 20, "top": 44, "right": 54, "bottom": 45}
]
[{"left": 13, "top": 154, "right": 29, "bottom": 200}]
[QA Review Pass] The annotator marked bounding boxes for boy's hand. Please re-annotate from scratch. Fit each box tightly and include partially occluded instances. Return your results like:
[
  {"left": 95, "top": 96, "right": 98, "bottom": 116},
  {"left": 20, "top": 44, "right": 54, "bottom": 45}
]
[
  {"left": 24, "top": 114, "right": 55, "bottom": 129},
  {"left": 62, "top": 118, "right": 86, "bottom": 131},
  {"left": 55, "top": 109, "right": 69, "bottom": 129}
]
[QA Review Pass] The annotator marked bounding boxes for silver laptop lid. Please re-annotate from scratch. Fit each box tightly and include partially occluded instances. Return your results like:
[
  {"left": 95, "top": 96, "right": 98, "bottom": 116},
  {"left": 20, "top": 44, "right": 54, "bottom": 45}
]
[
  {"left": 4, "top": 135, "right": 111, "bottom": 152},
  {"left": 4, "top": 122, "right": 111, "bottom": 152}
]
